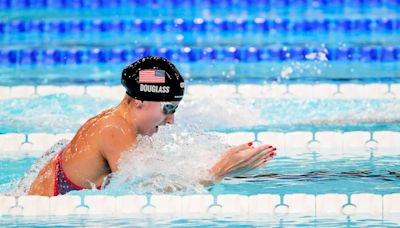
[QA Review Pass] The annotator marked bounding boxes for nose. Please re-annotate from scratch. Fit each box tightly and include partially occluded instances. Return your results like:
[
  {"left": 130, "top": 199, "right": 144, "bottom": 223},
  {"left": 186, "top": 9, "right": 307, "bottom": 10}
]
[{"left": 165, "top": 114, "right": 175, "bottom": 124}]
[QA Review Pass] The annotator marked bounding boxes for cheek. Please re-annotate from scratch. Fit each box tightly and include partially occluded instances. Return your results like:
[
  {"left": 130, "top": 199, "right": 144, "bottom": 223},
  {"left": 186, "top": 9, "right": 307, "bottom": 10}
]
[{"left": 144, "top": 108, "right": 164, "bottom": 125}]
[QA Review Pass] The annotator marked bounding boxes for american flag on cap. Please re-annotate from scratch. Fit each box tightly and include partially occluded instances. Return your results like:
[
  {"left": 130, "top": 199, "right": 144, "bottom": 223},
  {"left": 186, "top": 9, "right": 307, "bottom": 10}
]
[{"left": 139, "top": 69, "right": 166, "bottom": 84}]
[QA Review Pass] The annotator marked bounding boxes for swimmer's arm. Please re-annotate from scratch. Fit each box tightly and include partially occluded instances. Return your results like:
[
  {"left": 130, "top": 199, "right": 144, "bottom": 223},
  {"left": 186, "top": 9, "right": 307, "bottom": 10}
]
[
  {"left": 98, "top": 124, "right": 137, "bottom": 172},
  {"left": 199, "top": 143, "right": 277, "bottom": 187},
  {"left": 198, "top": 162, "right": 227, "bottom": 187}
]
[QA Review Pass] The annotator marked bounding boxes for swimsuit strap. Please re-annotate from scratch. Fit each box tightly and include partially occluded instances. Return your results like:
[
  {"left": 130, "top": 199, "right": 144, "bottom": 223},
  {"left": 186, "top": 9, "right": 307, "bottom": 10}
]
[{"left": 53, "top": 151, "right": 62, "bottom": 196}]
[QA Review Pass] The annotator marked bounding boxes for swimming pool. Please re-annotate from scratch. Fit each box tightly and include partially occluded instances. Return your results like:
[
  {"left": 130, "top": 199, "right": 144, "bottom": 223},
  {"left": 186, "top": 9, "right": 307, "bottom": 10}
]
[{"left": 1, "top": 0, "right": 400, "bottom": 226}]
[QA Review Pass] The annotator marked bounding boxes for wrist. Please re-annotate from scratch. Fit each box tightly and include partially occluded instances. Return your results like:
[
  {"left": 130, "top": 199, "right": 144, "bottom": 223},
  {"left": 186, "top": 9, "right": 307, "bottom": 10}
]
[{"left": 209, "top": 160, "right": 227, "bottom": 183}]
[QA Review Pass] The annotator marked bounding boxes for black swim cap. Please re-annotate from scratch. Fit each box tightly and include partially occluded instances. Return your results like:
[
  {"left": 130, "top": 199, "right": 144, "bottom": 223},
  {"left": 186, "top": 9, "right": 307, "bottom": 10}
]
[{"left": 121, "top": 56, "right": 185, "bottom": 101}]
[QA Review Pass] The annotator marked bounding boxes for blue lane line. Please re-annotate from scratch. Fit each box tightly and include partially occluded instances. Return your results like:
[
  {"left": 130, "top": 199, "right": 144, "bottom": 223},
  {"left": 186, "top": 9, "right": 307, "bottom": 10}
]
[
  {"left": 0, "top": 0, "right": 400, "bottom": 9},
  {"left": 0, "top": 46, "right": 399, "bottom": 64},
  {"left": 1, "top": 18, "right": 399, "bottom": 33}
]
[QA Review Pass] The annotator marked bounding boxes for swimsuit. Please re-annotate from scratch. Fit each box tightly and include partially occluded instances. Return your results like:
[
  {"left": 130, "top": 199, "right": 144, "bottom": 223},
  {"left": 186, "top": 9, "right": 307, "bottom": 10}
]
[{"left": 53, "top": 149, "right": 101, "bottom": 196}]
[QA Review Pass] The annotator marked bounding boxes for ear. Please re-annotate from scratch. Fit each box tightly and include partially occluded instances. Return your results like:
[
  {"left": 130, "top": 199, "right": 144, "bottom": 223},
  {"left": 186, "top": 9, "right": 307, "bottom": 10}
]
[{"left": 134, "top": 100, "right": 144, "bottom": 109}]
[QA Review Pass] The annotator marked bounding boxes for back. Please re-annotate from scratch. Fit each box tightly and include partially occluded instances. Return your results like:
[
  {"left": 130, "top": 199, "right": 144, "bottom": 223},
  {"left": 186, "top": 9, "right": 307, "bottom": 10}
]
[{"left": 28, "top": 108, "right": 137, "bottom": 196}]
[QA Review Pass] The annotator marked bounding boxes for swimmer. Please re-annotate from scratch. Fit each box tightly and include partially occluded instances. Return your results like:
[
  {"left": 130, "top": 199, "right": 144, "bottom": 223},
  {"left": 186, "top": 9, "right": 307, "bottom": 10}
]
[{"left": 28, "top": 56, "right": 277, "bottom": 196}]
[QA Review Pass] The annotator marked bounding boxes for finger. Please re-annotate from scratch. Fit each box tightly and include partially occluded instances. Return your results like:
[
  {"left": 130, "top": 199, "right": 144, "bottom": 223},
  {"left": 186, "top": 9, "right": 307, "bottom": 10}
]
[
  {"left": 250, "top": 156, "right": 274, "bottom": 171},
  {"left": 229, "top": 142, "right": 255, "bottom": 153},
  {"left": 263, "top": 150, "right": 277, "bottom": 159},
  {"left": 253, "top": 144, "right": 274, "bottom": 153},
  {"left": 241, "top": 149, "right": 277, "bottom": 174},
  {"left": 253, "top": 159, "right": 267, "bottom": 169},
  {"left": 253, "top": 161, "right": 266, "bottom": 170},
  {"left": 239, "top": 145, "right": 273, "bottom": 165},
  {"left": 248, "top": 146, "right": 277, "bottom": 164},
  {"left": 244, "top": 148, "right": 277, "bottom": 171},
  {"left": 228, "top": 145, "right": 276, "bottom": 174}
]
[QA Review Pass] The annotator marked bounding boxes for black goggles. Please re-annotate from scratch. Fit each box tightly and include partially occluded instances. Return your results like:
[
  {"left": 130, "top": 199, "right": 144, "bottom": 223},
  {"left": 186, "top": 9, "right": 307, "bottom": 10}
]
[{"left": 160, "top": 102, "right": 179, "bottom": 115}]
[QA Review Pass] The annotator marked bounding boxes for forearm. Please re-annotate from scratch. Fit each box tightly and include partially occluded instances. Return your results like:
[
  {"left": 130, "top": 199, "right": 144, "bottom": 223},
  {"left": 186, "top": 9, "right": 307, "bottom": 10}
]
[{"left": 199, "top": 160, "right": 227, "bottom": 187}]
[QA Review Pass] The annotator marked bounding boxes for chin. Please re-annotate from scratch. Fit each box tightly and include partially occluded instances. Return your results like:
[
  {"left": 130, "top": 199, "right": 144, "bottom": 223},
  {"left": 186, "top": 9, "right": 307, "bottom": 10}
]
[{"left": 145, "top": 127, "right": 158, "bottom": 136}]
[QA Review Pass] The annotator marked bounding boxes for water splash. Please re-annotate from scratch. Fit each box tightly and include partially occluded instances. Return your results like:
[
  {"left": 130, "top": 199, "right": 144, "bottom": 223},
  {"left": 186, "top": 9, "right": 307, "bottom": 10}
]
[
  {"left": 0, "top": 94, "right": 114, "bottom": 134},
  {"left": 259, "top": 99, "right": 400, "bottom": 126},
  {"left": 104, "top": 124, "right": 229, "bottom": 195},
  {"left": 10, "top": 139, "right": 69, "bottom": 196},
  {"left": 176, "top": 97, "right": 267, "bottom": 129}
]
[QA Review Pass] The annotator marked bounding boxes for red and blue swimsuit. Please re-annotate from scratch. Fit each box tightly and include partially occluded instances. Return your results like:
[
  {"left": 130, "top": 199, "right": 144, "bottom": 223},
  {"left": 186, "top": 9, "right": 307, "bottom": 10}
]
[{"left": 53, "top": 150, "right": 101, "bottom": 196}]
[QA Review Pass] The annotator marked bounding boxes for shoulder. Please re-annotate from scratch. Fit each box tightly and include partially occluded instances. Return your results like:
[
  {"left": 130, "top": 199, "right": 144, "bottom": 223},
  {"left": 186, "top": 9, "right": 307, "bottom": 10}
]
[
  {"left": 96, "top": 113, "right": 136, "bottom": 143},
  {"left": 81, "top": 110, "right": 137, "bottom": 153},
  {"left": 94, "top": 112, "right": 137, "bottom": 166}
]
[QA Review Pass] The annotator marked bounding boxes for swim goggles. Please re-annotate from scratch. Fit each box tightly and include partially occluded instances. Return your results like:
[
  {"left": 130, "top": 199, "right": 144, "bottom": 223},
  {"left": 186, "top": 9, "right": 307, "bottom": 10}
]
[{"left": 161, "top": 102, "right": 179, "bottom": 115}]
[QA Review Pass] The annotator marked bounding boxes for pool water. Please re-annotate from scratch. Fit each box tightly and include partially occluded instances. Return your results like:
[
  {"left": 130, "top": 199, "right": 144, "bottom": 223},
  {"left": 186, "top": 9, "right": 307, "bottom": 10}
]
[
  {"left": 1, "top": 0, "right": 400, "bottom": 226},
  {"left": 1, "top": 150, "right": 400, "bottom": 195},
  {"left": 1, "top": 214, "right": 400, "bottom": 227},
  {"left": 1, "top": 95, "right": 400, "bottom": 134}
]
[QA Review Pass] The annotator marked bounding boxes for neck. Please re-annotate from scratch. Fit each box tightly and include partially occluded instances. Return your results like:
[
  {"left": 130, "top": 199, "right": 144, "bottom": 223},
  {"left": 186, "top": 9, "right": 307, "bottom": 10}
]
[{"left": 114, "top": 95, "right": 138, "bottom": 130}]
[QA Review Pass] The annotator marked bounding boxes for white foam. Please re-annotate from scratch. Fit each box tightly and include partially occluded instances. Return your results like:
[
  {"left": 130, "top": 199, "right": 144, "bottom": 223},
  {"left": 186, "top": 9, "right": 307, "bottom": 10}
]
[
  {"left": 12, "top": 139, "right": 69, "bottom": 195},
  {"left": 108, "top": 125, "right": 227, "bottom": 195},
  {"left": 176, "top": 97, "right": 266, "bottom": 129}
]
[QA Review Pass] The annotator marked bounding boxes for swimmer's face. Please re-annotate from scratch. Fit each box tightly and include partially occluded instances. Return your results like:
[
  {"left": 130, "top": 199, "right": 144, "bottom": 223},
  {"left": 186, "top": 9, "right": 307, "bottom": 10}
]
[{"left": 137, "top": 101, "right": 179, "bottom": 136}]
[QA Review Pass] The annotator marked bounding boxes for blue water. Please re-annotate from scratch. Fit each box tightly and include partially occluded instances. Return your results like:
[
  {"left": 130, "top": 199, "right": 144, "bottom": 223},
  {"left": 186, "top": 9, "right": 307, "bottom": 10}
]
[
  {"left": 1, "top": 214, "right": 399, "bottom": 227},
  {"left": 0, "top": 94, "right": 400, "bottom": 134},
  {"left": 1, "top": 1, "right": 400, "bottom": 226},
  {"left": 2, "top": 152, "right": 400, "bottom": 195},
  {"left": 1, "top": 62, "right": 400, "bottom": 86},
  {"left": 1, "top": 5, "right": 400, "bottom": 20}
]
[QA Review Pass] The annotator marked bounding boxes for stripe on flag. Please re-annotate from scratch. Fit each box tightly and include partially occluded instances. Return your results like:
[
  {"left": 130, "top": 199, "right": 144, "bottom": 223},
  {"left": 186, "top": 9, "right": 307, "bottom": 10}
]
[{"left": 139, "top": 70, "right": 166, "bottom": 84}]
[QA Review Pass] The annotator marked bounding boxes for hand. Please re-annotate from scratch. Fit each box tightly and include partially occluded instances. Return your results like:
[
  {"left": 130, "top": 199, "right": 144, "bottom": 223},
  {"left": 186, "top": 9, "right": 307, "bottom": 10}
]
[{"left": 209, "top": 142, "right": 277, "bottom": 182}]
